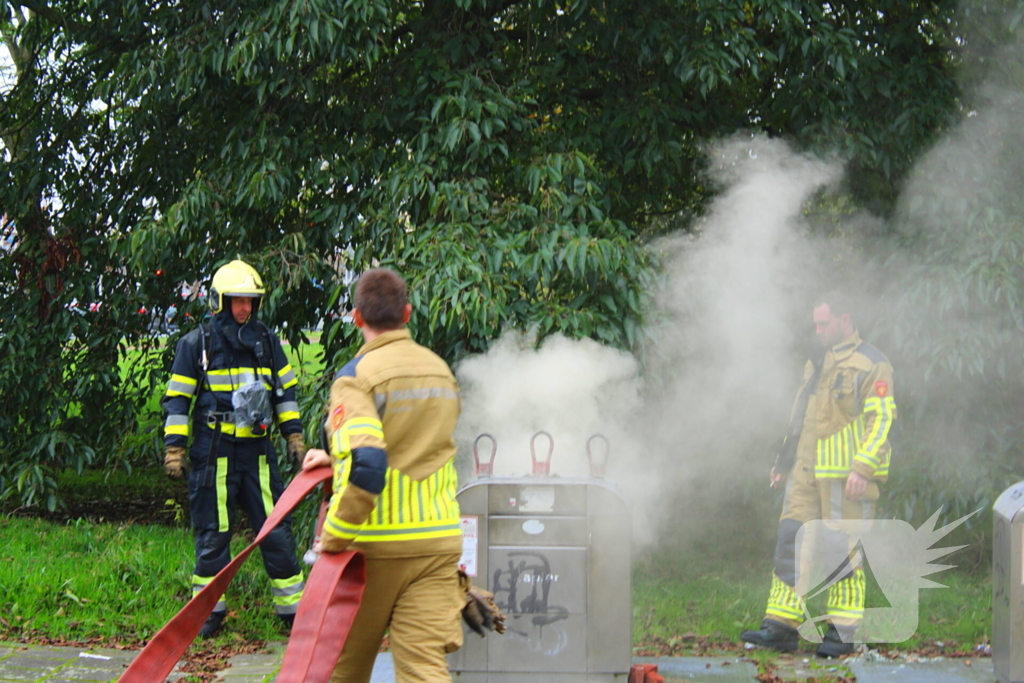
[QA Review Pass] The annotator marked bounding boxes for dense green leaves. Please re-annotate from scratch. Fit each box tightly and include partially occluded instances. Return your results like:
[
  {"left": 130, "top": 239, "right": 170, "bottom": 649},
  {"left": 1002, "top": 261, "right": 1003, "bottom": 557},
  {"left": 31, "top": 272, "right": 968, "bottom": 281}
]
[{"left": 0, "top": 0, "right": 981, "bottom": 509}]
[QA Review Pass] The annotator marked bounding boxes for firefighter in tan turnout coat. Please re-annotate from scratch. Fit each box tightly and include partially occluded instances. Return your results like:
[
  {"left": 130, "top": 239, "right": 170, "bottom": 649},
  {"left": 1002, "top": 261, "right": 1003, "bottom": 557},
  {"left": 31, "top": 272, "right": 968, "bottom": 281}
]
[
  {"left": 741, "top": 293, "right": 897, "bottom": 658},
  {"left": 303, "top": 267, "right": 464, "bottom": 683}
]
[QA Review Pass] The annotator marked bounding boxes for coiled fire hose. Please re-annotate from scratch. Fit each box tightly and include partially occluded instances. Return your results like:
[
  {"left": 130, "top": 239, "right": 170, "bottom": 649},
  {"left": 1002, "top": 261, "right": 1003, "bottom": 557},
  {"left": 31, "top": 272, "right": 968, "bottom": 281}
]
[{"left": 119, "top": 466, "right": 365, "bottom": 683}]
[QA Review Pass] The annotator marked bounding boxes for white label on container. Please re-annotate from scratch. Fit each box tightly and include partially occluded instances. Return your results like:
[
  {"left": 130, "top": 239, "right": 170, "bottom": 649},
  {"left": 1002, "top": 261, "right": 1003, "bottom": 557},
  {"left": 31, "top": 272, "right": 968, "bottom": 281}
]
[
  {"left": 522, "top": 519, "right": 545, "bottom": 535},
  {"left": 459, "top": 516, "right": 478, "bottom": 577}
]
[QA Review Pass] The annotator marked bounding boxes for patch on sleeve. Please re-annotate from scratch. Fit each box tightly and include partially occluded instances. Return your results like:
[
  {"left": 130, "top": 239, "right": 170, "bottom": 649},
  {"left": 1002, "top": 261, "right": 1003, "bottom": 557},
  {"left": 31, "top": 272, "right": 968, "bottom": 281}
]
[
  {"left": 874, "top": 380, "right": 888, "bottom": 397},
  {"left": 330, "top": 404, "right": 346, "bottom": 431}
]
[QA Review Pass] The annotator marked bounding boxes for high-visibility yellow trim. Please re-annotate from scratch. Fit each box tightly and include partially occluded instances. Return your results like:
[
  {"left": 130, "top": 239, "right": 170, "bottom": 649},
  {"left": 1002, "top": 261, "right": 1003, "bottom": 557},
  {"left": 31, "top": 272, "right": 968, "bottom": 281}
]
[
  {"left": 324, "top": 515, "right": 362, "bottom": 540},
  {"left": 274, "top": 592, "right": 304, "bottom": 607},
  {"left": 276, "top": 411, "right": 300, "bottom": 423},
  {"left": 206, "top": 367, "right": 274, "bottom": 392},
  {"left": 166, "top": 374, "right": 198, "bottom": 397},
  {"left": 270, "top": 574, "right": 305, "bottom": 590},
  {"left": 826, "top": 569, "right": 865, "bottom": 622},
  {"left": 206, "top": 421, "right": 270, "bottom": 438},
  {"left": 279, "top": 365, "right": 297, "bottom": 389},
  {"left": 854, "top": 396, "right": 895, "bottom": 474},
  {"left": 330, "top": 429, "right": 349, "bottom": 460},
  {"left": 216, "top": 459, "right": 229, "bottom": 533},
  {"left": 766, "top": 574, "right": 805, "bottom": 622},
  {"left": 259, "top": 455, "right": 273, "bottom": 517}
]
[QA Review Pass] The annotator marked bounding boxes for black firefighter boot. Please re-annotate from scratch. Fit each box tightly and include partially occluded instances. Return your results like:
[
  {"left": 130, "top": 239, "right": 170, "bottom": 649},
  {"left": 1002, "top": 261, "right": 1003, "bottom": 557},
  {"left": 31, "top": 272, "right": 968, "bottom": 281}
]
[
  {"left": 740, "top": 619, "right": 799, "bottom": 652},
  {"left": 198, "top": 611, "right": 226, "bottom": 639},
  {"left": 816, "top": 624, "right": 856, "bottom": 658},
  {"left": 278, "top": 613, "right": 295, "bottom": 632}
]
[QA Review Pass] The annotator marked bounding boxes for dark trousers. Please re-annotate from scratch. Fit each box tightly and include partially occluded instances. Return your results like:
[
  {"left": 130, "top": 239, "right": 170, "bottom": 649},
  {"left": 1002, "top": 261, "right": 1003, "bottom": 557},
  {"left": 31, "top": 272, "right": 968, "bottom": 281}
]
[{"left": 188, "top": 432, "right": 303, "bottom": 613}]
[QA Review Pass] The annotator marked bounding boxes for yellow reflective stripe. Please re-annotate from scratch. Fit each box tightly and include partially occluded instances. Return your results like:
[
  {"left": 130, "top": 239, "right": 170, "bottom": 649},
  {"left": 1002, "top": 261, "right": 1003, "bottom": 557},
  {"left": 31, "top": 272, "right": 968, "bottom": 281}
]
[
  {"left": 192, "top": 575, "right": 215, "bottom": 588},
  {"left": 205, "top": 367, "right": 273, "bottom": 391},
  {"left": 216, "top": 459, "right": 229, "bottom": 533},
  {"left": 208, "top": 421, "right": 266, "bottom": 438},
  {"left": 274, "top": 591, "right": 304, "bottom": 607},
  {"left": 270, "top": 574, "right": 305, "bottom": 590},
  {"left": 324, "top": 515, "right": 362, "bottom": 539},
  {"left": 330, "top": 429, "right": 350, "bottom": 459},
  {"left": 351, "top": 527, "right": 462, "bottom": 542},
  {"left": 817, "top": 420, "right": 864, "bottom": 477},
  {"left": 259, "top": 455, "right": 273, "bottom": 517},
  {"left": 279, "top": 364, "right": 297, "bottom": 389},
  {"left": 343, "top": 419, "right": 384, "bottom": 439},
  {"left": 275, "top": 400, "right": 300, "bottom": 424},
  {"left": 166, "top": 374, "right": 197, "bottom": 397},
  {"left": 857, "top": 396, "right": 894, "bottom": 462},
  {"left": 766, "top": 574, "right": 805, "bottom": 621},
  {"left": 324, "top": 458, "right": 363, "bottom": 540}
]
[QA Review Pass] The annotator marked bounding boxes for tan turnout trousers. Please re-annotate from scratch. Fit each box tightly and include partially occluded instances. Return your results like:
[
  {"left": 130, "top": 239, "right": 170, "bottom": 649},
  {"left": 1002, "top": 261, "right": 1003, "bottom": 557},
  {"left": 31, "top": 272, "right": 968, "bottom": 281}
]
[{"left": 331, "top": 552, "right": 464, "bottom": 683}]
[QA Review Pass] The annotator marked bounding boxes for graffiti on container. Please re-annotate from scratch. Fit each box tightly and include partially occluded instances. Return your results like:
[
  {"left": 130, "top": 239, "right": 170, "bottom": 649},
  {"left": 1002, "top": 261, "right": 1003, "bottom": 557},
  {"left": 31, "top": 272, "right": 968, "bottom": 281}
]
[{"left": 492, "top": 551, "right": 570, "bottom": 655}]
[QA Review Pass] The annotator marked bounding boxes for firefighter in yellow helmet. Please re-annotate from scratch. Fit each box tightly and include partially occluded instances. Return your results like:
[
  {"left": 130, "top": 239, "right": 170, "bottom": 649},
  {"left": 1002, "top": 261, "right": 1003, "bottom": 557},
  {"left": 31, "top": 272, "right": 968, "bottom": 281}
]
[
  {"left": 162, "top": 259, "right": 308, "bottom": 638},
  {"left": 302, "top": 268, "right": 466, "bottom": 683},
  {"left": 740, "top": 293, "right": 897, "bottom": 657}
]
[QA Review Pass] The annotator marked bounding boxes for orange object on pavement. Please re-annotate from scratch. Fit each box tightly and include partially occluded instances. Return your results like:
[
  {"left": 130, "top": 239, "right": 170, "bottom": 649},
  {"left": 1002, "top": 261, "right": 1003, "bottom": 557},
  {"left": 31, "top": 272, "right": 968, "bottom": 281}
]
[
  {"left": 629, "top": 663, "right": 665, "bottom": 683},
  {"left": 119, "top": 467, "right": 365, "bottom": 683}
]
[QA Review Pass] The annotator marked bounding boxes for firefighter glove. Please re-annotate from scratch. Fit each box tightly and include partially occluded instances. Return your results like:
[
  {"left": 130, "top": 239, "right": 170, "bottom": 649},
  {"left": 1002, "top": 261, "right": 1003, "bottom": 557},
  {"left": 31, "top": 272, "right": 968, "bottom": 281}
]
[
  {"left": 164, "top": 446, "right": 187, "bottom": 480},
  {"left": 458, "top": 569, "right": 506, "bottom": 637},
  {"left": 286, "top": 433, "right": 307, "bottom": 465}
]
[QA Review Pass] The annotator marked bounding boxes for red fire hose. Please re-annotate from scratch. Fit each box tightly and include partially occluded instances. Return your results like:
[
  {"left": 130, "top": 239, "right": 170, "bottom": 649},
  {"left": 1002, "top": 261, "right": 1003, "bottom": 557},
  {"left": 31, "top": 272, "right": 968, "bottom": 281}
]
[{"left": 119, "top": 466, "right": 365, "bottom": 683}]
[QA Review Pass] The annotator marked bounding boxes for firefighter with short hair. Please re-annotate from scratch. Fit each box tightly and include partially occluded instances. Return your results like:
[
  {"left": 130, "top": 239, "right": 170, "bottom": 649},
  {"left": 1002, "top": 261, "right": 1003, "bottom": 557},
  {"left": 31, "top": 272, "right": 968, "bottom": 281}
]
[
  {"left": 741, "top": 293, "right": 897, "bottom": 657},
  {"left": 162, "top": 259, "right": 307, "bottom": 638},
  {"left": 303, "top": 267, "right": 465, "bottom": 683}
]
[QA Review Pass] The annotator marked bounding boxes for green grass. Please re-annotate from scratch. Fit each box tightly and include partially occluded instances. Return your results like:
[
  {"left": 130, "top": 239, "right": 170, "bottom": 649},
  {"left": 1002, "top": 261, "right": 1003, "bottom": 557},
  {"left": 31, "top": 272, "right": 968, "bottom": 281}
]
[
  {"left": 0, "top": 514, "right": 309, "bottom": 645},
  {"left": 0, "top": 510, "right": 991, "bottom": 654},
  {"left": 632, "top": 547, "right": 990, "bottom": 656}
]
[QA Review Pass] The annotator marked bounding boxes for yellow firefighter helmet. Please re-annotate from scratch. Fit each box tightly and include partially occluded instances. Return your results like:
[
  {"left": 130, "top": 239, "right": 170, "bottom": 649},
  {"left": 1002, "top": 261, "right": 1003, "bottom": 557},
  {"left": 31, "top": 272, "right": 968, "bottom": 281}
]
[{"left": 209, "top": 259, "right": 265, "bottom": 314}]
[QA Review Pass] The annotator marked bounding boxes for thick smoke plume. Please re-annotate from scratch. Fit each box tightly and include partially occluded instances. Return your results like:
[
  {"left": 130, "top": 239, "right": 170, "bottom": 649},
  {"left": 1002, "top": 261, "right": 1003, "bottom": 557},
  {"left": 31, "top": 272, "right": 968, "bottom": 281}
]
[
  {"left": 454, "top": 136, "right": 843, "bottom": 547},
  {"left": 451, "top": 1, "right": 1024, "bottom": 555}
]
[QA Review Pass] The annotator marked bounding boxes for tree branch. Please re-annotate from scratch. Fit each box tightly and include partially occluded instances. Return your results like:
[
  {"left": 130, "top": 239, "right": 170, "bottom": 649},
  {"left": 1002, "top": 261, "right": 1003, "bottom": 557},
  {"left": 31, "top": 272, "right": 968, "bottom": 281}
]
[{"left": 10, "top": 1, "right": 87, "bottom": 34}]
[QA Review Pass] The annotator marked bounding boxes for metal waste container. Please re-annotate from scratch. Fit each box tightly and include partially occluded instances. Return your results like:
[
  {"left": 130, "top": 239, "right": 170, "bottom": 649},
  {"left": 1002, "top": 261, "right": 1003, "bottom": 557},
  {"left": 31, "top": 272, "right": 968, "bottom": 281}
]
[
  {"left": 994, "top": 481, "right": 1024, "bottom": 683},
  {"left": 450, "top": 432, "right": 631, "bottom": 682}
]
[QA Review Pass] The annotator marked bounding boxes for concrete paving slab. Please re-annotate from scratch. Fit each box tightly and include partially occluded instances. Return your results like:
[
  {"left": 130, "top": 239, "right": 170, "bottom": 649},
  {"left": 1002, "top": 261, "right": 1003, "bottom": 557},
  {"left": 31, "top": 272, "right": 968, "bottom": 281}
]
[
  {"left": 0, "top": 643, "right": 160, "bottom": 683},
  {"left": 0, "top": 641, "right": 1000, "bottom": 683},
  {"left": 633, "top": 656, "right": 758, "bottom": 682},
  {"left": 851, "top": 658, "right": 995, "bottom": 683}
]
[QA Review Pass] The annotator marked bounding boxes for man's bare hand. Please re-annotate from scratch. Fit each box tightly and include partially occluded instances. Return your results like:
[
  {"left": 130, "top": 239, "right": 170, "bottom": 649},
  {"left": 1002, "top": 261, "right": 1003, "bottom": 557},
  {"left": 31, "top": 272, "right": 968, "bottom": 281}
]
[
  {"left": 845, "top": 471, "right": 868, "bottom": 500},
  {"left": 769, "top": 467, "right": 786, "bottom": 489},
  {"left": 303, "top": 448, "right": 332, "bottom": 471}
]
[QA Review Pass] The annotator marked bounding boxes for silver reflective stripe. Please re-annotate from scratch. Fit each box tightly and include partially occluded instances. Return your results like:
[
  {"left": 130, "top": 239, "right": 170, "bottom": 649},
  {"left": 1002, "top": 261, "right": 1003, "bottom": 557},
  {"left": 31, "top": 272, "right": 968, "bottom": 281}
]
[
  {"left": 275, "top": 602, "right": 299, "bottom": 615},
  {"left": 271, "top": 582, "right": 305, "bottom": 597},
  {"left": 374, "top": 391, "right": 387, "bottom": 416},
  {"left": 279, "top": 367, "right": 297, "bottom": 385},
  {"left": 208, "top": 368, "right": 259, "bottom": 384},
  {"left": 165, "top": 414, "right": 189, "bottom": 428},
  {"left": 167, "top": 378, "right": 196, "bottom": 395},
  {"left": 831, "top": 481, "right": 844, "bottom": 520},
  {"left": 275, "top": 400, "right": 299, "bottom": 416},
  {"left": 357, "top": 523, "right": 461, "bottom": 537}
]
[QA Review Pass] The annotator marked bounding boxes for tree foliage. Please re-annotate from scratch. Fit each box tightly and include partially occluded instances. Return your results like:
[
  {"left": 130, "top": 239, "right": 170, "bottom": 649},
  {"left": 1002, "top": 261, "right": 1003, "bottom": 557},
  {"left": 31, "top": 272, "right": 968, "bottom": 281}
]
[{"left": 0, "top": 0, "right": 970, "bottom": 507}]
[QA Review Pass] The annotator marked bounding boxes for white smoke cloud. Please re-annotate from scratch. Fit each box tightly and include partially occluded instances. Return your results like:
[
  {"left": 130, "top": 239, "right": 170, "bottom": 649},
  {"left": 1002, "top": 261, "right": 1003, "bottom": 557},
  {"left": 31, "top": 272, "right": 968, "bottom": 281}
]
[
  {"left": 454, "top": 330, "right": 642, "bottom": 480},
  {"left": 452, "top": 136, "right": 844, "bottom": 548}
]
